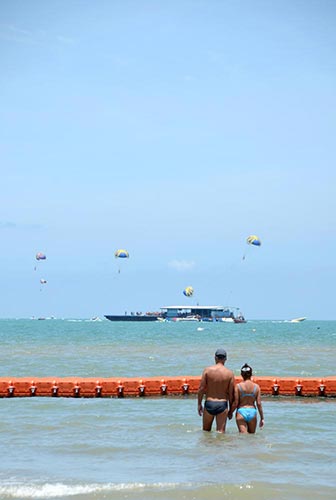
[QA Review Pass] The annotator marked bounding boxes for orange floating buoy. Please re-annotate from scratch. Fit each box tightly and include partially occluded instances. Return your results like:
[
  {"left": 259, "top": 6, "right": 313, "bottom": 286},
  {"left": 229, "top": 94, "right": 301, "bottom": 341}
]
[
  {"left": 30, "top": 380, "right": 37, "bottom": 396},
  {"left": 182, "top": 378, "right": 189, "bottom": 395},
  {"left": 73, "top": 381, "right": 80, "bottom": 397},
  {"left": 52, "top": 380, "right": 59, "bottom": 397},
  {"left": 295, "top": 379, "right": 303, "bottom": 396},
  {"left": 117, "top": 380, "right": 124, "bottom": 398},
  {"left": 7, "top": 380, "right": 15, "bottom": 397},
  {"left": 0, "top": 376, "right": 335, "bottom": 398},
  {"left": 318, "top": 379, "right": 326, "bottom": 397},
  {"left": 138, "top": 379, "right": 145, "bottom": 397},
  {"left": 160, "top": 379, "right": 167, "bottom": 395},
  {"left": 272, "top": 378, "right": 279, "bottom": 396},
  {"left": 95, "top": 380, "right": 102, "bottom": 397}
]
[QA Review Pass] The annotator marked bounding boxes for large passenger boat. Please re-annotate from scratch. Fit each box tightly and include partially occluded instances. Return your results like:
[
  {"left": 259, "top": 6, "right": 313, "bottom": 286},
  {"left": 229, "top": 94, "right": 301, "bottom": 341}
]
[{"left": 105, "top": 306, "right": 246, "bottom": 323}]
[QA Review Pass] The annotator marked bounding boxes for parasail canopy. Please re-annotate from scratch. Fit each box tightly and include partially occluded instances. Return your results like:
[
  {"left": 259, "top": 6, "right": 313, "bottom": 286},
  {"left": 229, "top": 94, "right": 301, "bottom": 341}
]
[
  {"left": 114, "top": 249, "right": 129, "bottom": 258},
  {"left": 36, "top": 252, "right": 46, "bottom": 260},
  {"left": 246, "top": 235, "right": 261, "bottom": 246},
  {"left": 183, "top": 286, "right": 194, "bottom": 297}
]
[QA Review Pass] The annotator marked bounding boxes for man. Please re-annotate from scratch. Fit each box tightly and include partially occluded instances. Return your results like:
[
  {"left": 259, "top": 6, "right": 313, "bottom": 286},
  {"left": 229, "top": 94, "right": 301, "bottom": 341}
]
[{"left": 197, "top": 348, "right": 235, "bottom": 433}]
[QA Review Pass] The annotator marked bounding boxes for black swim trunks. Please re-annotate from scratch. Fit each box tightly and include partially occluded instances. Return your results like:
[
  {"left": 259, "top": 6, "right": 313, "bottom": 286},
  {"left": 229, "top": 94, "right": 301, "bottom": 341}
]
[{"left": 204, "top": 400, "right": 228, "bottom": 415}]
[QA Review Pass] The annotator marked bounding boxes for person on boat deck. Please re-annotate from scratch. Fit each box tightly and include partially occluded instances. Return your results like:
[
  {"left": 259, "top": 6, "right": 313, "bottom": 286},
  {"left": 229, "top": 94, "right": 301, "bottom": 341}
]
[
  {"left": 197, "top": 348, "right": 235, "bottom": 433},
  {"left": 230, "top": 363, "right": 264, "bottom": 433}
]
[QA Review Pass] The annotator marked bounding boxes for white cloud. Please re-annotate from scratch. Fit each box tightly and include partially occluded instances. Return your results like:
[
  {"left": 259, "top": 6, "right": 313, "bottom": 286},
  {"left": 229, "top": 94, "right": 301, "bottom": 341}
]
[
  {"left": 0, "top": 24, "right": 34, "bottom": 43},
  {"left": 0, "top": 24, "right": 75, "bottom": 45},
  {"left": 168, "top": 259, "right": 196, "bottom": 271},
  {"left": 0, "top": 221, "right": 16, "bottom": 228},
  {"left": 57, "top": 35, "right": 75, "bottom": 44},
  {"left": 0, "top": 221, "right": 45, "bottom": 230}
]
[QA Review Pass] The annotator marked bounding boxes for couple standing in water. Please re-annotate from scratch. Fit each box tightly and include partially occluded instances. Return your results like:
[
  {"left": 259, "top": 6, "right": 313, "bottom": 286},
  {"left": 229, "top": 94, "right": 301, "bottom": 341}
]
[{"left": 197, "top": 348, "right": 264, "bottom": 433}]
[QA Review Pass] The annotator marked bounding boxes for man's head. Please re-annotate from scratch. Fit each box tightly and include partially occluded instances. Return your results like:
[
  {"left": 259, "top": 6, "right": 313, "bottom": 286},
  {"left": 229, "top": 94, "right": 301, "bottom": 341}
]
[{"left": 215, "top": 348, "right": 227, "bottom": 362}]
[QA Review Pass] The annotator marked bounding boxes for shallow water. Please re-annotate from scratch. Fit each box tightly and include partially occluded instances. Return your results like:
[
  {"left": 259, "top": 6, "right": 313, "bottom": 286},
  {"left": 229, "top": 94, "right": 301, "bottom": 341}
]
[{"left": 1, "top": 319, "right": 335, "bottom": 499}]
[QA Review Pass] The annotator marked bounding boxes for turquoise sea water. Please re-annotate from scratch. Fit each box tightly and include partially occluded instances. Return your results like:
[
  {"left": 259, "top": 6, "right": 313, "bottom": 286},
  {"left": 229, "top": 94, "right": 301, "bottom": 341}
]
[{"left": 1, "top": 319, "right": 336, "bottom": 499}]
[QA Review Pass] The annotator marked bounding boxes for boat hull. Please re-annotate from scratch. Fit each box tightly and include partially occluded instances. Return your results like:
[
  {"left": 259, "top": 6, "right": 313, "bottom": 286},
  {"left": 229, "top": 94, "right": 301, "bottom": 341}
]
[{"left": 104, "top": 315, "right": 160, "bottom": 322}]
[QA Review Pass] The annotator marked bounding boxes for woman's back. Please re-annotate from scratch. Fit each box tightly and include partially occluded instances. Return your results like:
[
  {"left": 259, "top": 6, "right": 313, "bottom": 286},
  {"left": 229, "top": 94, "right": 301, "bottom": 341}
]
[{"left": 237, "top": 380, "right": 258, "bottom": 407}]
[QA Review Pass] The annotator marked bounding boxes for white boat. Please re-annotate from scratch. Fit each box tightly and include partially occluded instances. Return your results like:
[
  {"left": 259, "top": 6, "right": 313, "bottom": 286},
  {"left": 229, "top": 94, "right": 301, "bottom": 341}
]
[
  {"left": 290, "top": 317, "right": 307, "bottom": 323},
  {"left": 172, "top": 315, "right": 201, "bottom": 322}
]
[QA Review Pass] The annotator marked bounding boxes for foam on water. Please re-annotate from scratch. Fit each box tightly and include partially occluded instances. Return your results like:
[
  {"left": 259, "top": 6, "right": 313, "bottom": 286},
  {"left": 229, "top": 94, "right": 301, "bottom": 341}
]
[{"left": 0, "top": 481, "right": 335, "bottom": 500}]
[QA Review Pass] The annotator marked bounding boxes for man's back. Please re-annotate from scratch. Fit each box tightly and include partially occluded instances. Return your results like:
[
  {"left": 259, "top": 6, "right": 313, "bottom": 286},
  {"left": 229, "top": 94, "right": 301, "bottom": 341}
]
[
  {"left": 202, "top": 364, "right": 234, "bottom": 401},
  {"left": 198, "top": 349, "right": 234, "bottom": 433}
]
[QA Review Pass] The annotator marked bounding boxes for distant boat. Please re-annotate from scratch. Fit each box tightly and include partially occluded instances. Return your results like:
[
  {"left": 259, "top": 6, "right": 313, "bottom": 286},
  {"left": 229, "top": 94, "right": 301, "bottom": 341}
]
[
  {"left": 172, "top": 315, "right": 201, "bottom": 322},
  {"left": 290, "top": 317, "right": 307, "bottom": 323},
  {"left": 105, "top": 306, "right": 246, "bottom": 323}
]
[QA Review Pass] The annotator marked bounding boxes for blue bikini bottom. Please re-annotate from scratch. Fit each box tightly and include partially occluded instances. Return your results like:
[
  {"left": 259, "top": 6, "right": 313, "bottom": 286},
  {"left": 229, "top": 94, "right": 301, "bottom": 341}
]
[{"left": 237, "top": 407, "right": 257, "bottom": 423}]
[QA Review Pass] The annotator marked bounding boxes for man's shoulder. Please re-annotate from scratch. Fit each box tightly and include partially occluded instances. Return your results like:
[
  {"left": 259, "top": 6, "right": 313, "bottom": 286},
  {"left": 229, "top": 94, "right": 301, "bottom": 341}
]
[{"left": 223, "top": 367, "right": 235, "bottom": 379}]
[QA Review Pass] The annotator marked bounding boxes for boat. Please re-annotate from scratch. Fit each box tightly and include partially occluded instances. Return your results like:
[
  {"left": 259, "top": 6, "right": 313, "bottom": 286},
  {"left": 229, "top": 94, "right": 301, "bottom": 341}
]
[
  {"left": 172, "top": 315, "right": 201, "bottom": 322},
  {"left": 160, "top": 306, "right": 246, "bottom": 323},
  {"left": 290, "top": 317, "right": 307, "bottom": 323},
  {"left": 105, "top": 306, "right": 246, "bottom": 322},
  {"left": 104, "top": 312, "right": 161, "bottom": 322},
  {"left": 233, "top": 312, "right": 247, "bottom": 323}
]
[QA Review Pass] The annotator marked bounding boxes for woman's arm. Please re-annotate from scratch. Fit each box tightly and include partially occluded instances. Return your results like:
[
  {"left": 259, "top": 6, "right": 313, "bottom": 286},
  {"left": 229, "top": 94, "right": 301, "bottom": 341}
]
[
  {"left": 256, "top": 385, "right": 264, "bottom": 428},
  {"left": 229, "top": 383, "right": 239, "bottom": 419}
]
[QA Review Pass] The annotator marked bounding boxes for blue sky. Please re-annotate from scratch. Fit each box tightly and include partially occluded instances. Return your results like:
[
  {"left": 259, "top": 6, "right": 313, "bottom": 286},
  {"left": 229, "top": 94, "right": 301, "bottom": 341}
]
[{"left": 1, "top": 0, "right": 335, "bottom": 319}]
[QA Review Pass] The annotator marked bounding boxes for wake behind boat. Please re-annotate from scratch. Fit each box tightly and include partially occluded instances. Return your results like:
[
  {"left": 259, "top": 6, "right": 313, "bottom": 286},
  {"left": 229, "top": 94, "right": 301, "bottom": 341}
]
[{"left": 105, "top": 305, "right": 246, "bottom": 323}]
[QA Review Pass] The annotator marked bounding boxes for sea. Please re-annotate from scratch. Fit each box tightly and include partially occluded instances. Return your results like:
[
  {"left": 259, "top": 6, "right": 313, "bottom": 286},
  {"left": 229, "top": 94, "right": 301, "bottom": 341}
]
[{"left": 0, "top": 318, "right": 336, "bottom": 500}]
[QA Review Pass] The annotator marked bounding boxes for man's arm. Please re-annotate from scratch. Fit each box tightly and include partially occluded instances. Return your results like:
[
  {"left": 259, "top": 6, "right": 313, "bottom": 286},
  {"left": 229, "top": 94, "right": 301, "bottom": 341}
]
[
  {"left": 197, "top": 369, "right": 207, "bottom": 416},
  {"left": 227, "top": 373, "right": 236, "bottom": 419}
]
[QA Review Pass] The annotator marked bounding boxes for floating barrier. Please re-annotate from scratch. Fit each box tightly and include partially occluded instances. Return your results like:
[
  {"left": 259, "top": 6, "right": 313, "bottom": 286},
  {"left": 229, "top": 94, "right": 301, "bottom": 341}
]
[{"left": 0, "top": 376, "right": 336, "bottom": 398}]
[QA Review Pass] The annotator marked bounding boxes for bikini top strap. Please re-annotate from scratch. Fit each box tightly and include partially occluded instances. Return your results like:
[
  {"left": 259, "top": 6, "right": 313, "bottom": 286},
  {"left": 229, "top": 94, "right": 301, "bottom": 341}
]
[
  {"left": 238, "top": 382, "right": 257, "bottom": 398},
  {"left": 238, "top": 383, "right": 249, "bottom": 397}
]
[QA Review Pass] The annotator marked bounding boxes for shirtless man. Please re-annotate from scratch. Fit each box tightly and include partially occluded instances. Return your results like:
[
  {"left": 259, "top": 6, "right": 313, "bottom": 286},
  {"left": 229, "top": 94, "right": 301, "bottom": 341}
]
[{"left": 197, "top": 348, "right": 235, "bottom": 433}]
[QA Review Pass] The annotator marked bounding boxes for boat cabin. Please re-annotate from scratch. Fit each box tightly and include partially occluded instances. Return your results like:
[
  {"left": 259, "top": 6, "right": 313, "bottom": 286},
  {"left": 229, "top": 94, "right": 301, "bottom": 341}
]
[{"left": 160, "top": 305, "right": 235, "bottom": 321}]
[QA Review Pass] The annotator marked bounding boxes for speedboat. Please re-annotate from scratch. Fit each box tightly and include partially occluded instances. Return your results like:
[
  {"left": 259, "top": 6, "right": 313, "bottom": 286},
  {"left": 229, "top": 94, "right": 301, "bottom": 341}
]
[
  {"left": 172, "top": 315, "right": 201, "bottom": 322},
  {"left": 290, "top": 317, "right": 307, "bottom": 323}
]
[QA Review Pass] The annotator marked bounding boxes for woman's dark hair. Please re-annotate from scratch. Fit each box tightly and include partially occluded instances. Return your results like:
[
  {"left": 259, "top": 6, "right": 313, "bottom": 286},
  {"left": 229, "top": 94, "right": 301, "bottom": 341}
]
[{"left": 241, "top": 363, "right": 253, "bottom": 378}]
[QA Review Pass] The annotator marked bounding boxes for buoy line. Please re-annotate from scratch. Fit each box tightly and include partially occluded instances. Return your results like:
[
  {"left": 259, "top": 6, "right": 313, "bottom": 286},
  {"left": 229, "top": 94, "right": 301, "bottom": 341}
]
[{"left": 1, "top": 376, "right": 335, "bottom": 398}]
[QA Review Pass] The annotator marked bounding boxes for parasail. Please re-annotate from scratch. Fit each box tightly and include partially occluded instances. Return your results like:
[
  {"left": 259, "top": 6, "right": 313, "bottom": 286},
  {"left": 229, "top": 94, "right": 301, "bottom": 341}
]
[
  {"left": 114, "top": 248, "right": 129, "bottom": 273},
  {"left": 243, "top": 234, "right": 261, "bottom": 260},
  {"left": 36, "top": 252, "right": 46, "bottom": 260},
  {"left": 246, "top": 235, "right": 261, "bottom": 246},
  {"left": 114, "top": 249, "right": 129, "bottom": 259},
  {"left": 183, "top": 286, "right": 194, "bottom": 297}
]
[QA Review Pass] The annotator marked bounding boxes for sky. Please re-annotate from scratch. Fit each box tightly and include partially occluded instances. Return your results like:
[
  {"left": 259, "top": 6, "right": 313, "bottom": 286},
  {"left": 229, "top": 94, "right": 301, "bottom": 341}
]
[{"left": 1, "top": 0, "right": 335, "bottom": 319}]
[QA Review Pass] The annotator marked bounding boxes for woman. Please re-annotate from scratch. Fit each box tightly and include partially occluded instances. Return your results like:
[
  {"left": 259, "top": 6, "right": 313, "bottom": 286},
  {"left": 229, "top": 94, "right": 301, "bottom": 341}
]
[{"left": 233, "top": 363, "right": 264, "bottom": 433}]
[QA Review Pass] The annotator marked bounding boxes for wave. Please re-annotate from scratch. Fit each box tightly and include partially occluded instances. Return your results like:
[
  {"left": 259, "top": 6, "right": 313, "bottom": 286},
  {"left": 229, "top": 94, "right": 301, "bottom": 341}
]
[{"left": 0, "top": 481, "right": 334, "bottom": 500}]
